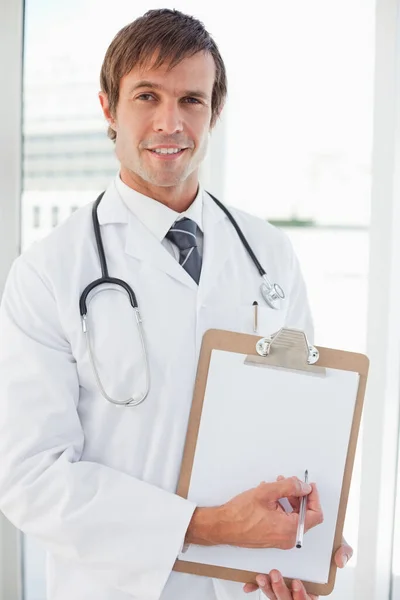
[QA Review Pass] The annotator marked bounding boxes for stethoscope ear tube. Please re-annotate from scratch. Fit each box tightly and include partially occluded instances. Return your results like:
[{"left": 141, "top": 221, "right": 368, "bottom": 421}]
[
  {"left": 84, "top": 302, "right": 150, "bottom": 407},
  {"left": 79, "top": 191, "right": 149, "bottom": 406},
  {"left": 80, "top": 188, "right": 286, "bottom": 406},
  {"left": 79, "top": 191, "right": 139, "bottom": 317},
  {"left": 79, "top": 277, "right": 139, "bottom": 317},
  {"left": 207, "top": 192, "right": 285, "bottom": 310},
  {"left": 207, "top": 192, "right": 266, "bottom": 277}
]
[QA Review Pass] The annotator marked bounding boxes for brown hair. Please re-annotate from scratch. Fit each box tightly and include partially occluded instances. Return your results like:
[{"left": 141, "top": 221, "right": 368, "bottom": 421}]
[{"left": 100, "top": 9, "right": 227, "bottom": 142}]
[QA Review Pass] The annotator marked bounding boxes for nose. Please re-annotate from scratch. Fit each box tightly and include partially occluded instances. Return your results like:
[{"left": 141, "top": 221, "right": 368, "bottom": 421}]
[{"left": 153, "top": 100, "right": 183, "bottom": 135}]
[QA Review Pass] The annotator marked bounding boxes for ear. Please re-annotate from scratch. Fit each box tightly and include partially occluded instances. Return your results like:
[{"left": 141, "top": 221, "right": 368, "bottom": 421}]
[{"left": 98, "top": 91, "right": 116, "bottom": 131}]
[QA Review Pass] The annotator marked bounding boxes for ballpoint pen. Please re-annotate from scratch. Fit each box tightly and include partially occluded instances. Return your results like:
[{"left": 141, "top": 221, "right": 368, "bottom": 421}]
[
  {"left": 253, "top": 300, "right": 258, "bottom": 333},
  {"left": 296, "top": 470, "right": 308, "bottom": 549}
]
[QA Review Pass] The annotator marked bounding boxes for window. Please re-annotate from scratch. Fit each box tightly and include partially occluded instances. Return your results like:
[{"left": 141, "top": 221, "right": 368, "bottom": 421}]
[
  {"left": 20, "top": 1, "right": 374, "bottom": 598},
  {"left": 32, "top": 206, "right": 40, "bottom": 228},
  {"left": 51, "top": 206, "right": 59, "bottom": 228}
]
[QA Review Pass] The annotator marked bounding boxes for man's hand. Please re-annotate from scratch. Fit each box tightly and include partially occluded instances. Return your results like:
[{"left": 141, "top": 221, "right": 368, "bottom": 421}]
[
  {"left": 244, "top": 570, "right": 318, "bottom": 599},
  {"left": 243, "top": 538, "right": 354, "bottom": 598},
  {"left": 334, "top": 537, "right": 353, "bottom": 568},
  {"left": 185, "top": 476, "right": 323, "bottom": 549}
]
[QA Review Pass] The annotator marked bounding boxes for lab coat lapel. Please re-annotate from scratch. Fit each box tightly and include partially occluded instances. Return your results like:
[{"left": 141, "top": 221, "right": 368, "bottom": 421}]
[
  {"left": 96, "top": 181, "right": 129, "bottom": 225},
  {"left": 199, "top": 192, "right": 230, "bottom": 297},
  {"left": 96, "top": 181, "right": 198, "bottom": 291},
  {"left": 124, "top": 213, "right": 197, "bottom": 290}
]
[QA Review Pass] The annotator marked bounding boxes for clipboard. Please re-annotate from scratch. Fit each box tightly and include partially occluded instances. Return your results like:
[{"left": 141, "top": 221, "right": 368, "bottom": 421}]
[{"left": 173, "top": 327, "right": 369, "bottom": 596}]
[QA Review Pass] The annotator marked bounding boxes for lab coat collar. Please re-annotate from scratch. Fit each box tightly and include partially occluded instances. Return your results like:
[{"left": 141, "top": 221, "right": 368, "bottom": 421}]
[
  {"left": 95, "top": 176, "right": 228, "bottom": 291},
  {"left": 97, "top": 179, "right": 129, "bottom": 225},
  {"left": 123, "top": 190, "right": 229, "bottom": 292},
  {"left": 97, "top": 174, "right": 208, "bottom": 229},
  {"left": 114, "top": 173, "right": 204, "bottom": 241}
]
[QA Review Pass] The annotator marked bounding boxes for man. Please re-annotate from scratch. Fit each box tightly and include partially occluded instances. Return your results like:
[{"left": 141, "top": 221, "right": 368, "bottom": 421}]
[{"left": 0, "top": 9, "right": 352, "bottom": 600}]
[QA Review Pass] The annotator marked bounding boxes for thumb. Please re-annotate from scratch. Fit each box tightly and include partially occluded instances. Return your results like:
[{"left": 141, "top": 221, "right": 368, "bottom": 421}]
[{"left": 258, "top": 477, "right": 312, "bottom": 501}]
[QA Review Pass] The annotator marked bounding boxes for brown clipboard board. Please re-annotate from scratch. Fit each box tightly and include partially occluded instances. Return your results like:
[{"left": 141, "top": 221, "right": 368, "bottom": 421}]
[{"left": 173, "top": 327, "right": 369, "bottom": 597}]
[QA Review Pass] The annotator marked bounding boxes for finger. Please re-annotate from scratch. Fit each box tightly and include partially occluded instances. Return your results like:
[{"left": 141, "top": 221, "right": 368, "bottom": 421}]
[
  {"left": 291, "top": 579, "right": 311, "bottom": 600},
  {"left": 256, "top": 574, "right": 276, "bottom": 599},
  {"left": 243, "top": 583, "right": 259, "bottom": 593},
  {"left": 341, "top": 536, "right": 353, "bottom": 561},
  {"left": 304, "top": 484, "right": 324, "bottom": 530},
  {"left": 292, "top": 580, "right": 319, "bottom": 599},
  {"left": 260, "top": 477, "right": 312, "bottom": 503},
  {"left": 269, "top": 570, "right": 292, "bottom": 600},
  {"left": 286, "top": 496, "right": 301, "bottom": 512},
  {"left": 305, "top": 483, "right": 322, "bottom": 513},
  {"left": 276, "top": 477, "right": 300, "bottom": 513},
  {"left": 275, "top": 480, "right": 295, "bottom": 513},
  {"left": 334, "top": 541, "right": 353, "bottom": 568}
]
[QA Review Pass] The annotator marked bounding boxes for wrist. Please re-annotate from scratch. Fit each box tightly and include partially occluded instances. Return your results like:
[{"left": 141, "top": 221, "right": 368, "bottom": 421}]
[{"left": 185, "top": 505, "right": 227, "bottom": 546}]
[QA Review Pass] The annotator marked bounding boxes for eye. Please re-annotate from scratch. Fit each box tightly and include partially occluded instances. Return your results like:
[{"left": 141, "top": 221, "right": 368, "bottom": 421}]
[
  {"left": 137, "top": 93, "right": 156, "bottom": 101},
  {"left": 183, "top": 97, "right": 201, "bottom": 104}
]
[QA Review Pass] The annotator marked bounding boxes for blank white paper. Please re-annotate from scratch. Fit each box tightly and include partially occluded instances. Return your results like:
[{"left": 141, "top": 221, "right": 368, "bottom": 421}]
[{"left": 179, "top": 349, "right": 359, "bottom": 584}]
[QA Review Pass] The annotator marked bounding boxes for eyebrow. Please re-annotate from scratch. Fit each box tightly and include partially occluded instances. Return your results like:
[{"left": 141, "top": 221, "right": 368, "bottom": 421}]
[{"left": 128, "top": 80, "right": 210, "bottom": 101}]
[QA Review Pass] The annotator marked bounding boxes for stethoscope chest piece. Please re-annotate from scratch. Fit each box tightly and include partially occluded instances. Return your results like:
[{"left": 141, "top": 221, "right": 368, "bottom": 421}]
[{"left": 260, "top": 274, "right": 285, "bottom": 309}]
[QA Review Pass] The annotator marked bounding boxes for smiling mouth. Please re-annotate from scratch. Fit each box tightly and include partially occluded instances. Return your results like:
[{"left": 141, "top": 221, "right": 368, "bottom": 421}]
[
  {"left": 148, "top": 148, "right": 187, "bottom": 155},
  {"left": 146, "top": 148, "right": 188, "bottom": 160}
]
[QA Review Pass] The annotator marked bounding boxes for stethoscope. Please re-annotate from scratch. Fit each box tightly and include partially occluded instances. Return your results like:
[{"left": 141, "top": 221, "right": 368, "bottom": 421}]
[{"left": 79, "top": 190, "right": 285, "bottom": 407}]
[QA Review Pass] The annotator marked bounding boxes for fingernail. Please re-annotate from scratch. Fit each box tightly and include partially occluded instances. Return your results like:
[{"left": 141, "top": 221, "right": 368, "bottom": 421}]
[
  {"left": 271, "top": 571, "right": 280, "bottom": 583},
  {"left": 256, "top": 575, "right": 267, "bottom": 587},
  {"left": 342, "top": 554, "right": 349, "bottom": 567},
  {"left": 292, "top": 580, "right": 302, "bottom": 592}
]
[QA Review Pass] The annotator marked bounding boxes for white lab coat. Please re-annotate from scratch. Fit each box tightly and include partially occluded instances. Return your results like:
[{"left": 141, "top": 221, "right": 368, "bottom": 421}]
[{"left": 0, "top": 182, "right": 313, "bottom": 600}]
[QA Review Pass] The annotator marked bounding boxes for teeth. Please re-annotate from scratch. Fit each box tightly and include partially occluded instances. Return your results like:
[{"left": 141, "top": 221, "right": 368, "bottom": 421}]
[{"left": 152, "top": 148, "right": 182, "bottom": 154}]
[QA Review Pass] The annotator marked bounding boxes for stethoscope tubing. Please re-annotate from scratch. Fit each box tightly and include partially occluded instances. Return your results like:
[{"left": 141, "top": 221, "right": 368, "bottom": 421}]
[{"left": 79, "top": 189, "right": 285, "bottom": 406}]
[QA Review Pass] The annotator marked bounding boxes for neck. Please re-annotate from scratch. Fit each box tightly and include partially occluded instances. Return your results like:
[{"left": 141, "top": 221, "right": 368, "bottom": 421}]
[{"left": 119, "top": 167, "right": 199, "bottom": 212}]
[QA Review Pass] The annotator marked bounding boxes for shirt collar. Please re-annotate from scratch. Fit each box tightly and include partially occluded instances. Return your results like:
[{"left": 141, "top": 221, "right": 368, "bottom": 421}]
[{"left": 114, "top": 173, "right": 204, "bottom": 242}]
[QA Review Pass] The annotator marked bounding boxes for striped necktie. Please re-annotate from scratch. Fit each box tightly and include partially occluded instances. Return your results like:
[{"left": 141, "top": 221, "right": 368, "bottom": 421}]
[{"left": 166, "top": 217, "right": 202, "bottom": 284}]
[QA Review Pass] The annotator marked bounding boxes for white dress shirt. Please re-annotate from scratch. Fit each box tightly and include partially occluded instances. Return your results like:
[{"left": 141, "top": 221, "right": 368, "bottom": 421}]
[{"left": 114, "top": 173, "right": 204, "bottom": 260}]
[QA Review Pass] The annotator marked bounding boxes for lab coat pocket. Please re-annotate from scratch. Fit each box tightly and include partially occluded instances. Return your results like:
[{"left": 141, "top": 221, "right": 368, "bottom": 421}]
[
  {"left": 80, "top": 285, "right": 147, "bottom": 401},
  {"left": 201, "top": 303, "right": 286, "bottom": 338}
]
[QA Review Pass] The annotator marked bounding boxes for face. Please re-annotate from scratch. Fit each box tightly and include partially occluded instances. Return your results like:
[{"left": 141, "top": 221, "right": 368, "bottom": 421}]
[{"left": 100, "top": 51, "right": 216, "bottom": 196}]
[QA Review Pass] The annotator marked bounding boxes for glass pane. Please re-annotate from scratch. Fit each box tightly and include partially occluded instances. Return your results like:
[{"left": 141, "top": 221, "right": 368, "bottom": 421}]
[
  {"left": 283, "top": 228, "right": 368, "bottom": 600},
  {"left": 21, "top": 1, "right": 374, "bottom": 598},
  {"left": 221, "top": 2, "right": 374, "bottom": 592}
]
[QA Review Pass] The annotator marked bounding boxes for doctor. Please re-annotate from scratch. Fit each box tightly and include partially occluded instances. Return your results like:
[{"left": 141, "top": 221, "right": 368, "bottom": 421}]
[{"left": 0, "top": 8, "right": 352, "bottom": 600}]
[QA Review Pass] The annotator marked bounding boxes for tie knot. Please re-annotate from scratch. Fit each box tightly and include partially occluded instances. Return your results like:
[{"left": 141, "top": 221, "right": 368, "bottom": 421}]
[{"left": 166, "top": 217, "right": 199, "bottom": 252}]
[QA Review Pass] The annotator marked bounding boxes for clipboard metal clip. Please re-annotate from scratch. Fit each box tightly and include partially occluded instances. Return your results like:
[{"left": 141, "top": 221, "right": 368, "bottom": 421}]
[
  {"left": 246, "top": 328, "right": 325, "bottom": 375},
  {"left": 256, "top": 328, "right": 319, "bottom": 363}
]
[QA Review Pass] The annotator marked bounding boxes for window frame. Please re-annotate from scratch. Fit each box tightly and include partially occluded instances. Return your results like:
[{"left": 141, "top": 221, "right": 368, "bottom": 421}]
[
  {"left": 355, "top": 0, "right": 400, "bottom": 598},
  {"left": 0, "top": 0, "right": 23, "bottom": 598},
  {"left": 1, "top": 0, "right": 400, "bottom": 598}
]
